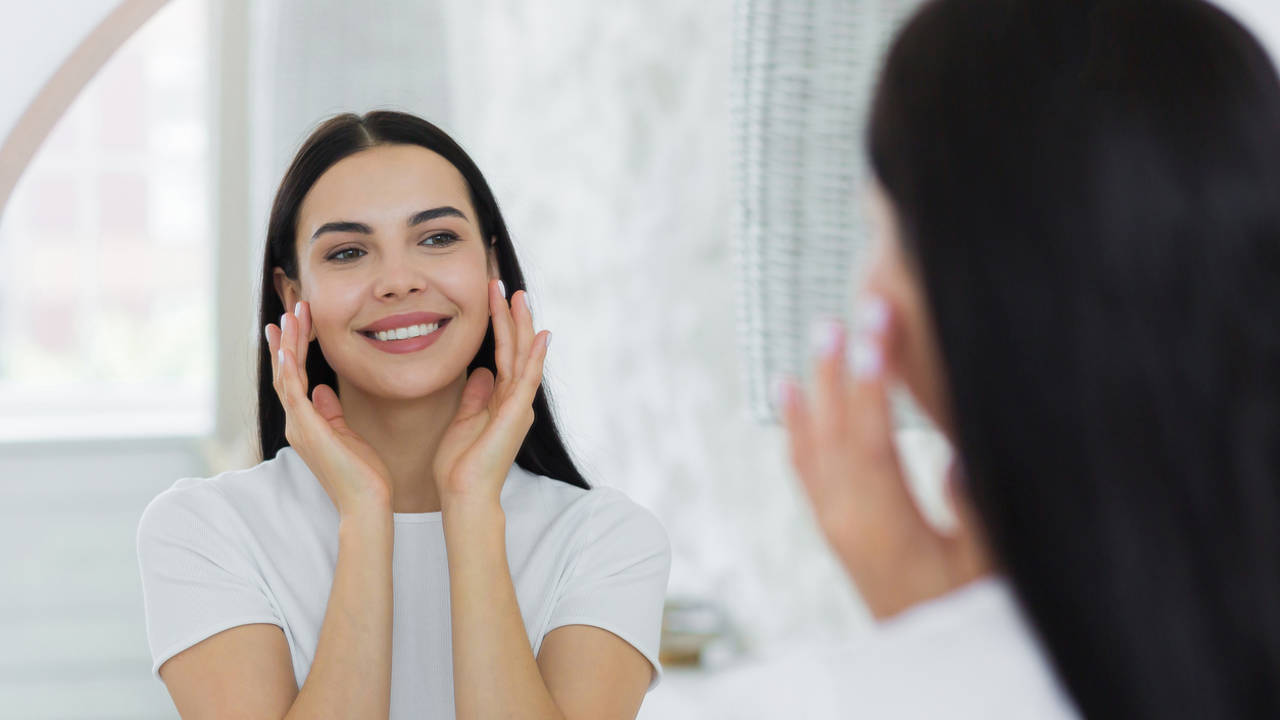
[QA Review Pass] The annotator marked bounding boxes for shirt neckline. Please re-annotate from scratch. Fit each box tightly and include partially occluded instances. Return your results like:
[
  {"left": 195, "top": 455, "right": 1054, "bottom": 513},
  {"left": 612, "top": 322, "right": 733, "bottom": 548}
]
[
  {"left": 274, "top": 445, "right": 529, "bottom": 523},
  {"left": 392, "top": 511, "right": 443, "bottom": 523}
]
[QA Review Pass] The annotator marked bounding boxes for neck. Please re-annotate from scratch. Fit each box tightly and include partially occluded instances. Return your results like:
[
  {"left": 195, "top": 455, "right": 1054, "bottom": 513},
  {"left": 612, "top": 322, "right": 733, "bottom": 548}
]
[{"left": 337, "top": 373, "right": 466, "bottom": 513}]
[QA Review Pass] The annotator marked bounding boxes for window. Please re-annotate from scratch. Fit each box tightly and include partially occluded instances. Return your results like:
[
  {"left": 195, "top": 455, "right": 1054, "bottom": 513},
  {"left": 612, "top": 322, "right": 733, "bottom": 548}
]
[{"left": 0, "top": 0, "right": 213, "bottom": 441}]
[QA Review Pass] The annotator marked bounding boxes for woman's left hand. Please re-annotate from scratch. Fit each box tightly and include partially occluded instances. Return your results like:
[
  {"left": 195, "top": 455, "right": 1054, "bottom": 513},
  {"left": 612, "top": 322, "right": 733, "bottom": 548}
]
[
  {"left": 778, "top": 297, "right": 993, "bottom": 620},
  {"left": 434, "top": 279, "right": 550, "bottom": 509}
]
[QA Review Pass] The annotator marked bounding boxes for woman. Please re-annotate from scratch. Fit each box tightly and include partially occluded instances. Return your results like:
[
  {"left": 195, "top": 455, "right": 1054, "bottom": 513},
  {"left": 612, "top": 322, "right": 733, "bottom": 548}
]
[
  {"left": 780, "top": 0, "right": 1280, "bottom": 717},
  {"left": 136, "top": 111, "right": 671, "bottom": 719}
]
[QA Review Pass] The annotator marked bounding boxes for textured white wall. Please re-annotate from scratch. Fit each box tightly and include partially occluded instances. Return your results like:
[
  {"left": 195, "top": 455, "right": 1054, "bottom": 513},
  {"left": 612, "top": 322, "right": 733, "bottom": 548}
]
[{"left": 434, "top": 0, "right": 873, "bottom": 653}]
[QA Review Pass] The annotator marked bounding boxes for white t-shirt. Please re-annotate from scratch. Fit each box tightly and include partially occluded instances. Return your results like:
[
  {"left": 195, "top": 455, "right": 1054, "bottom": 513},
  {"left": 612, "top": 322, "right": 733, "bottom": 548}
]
[
  {"left": 136, "top": 446, "right": 671, "bottom": 717},
  {"left": 684, "top": 576, "right": 1082, "bottom": 719}
]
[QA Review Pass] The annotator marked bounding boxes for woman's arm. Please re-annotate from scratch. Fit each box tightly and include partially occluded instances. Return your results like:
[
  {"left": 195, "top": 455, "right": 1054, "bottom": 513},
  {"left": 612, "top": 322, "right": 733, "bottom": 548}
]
[
  {"left": 159, "top": 305, "right": 399, "bottom": 718},
  {"left": 435, "top": 281, "right": 651, "bottom": 720},
  {"left": 158, "top": 502, "right": 394, "bottom": 720},
  {"left": 443, "top": 499, "right": 651, "bottom": 720}
]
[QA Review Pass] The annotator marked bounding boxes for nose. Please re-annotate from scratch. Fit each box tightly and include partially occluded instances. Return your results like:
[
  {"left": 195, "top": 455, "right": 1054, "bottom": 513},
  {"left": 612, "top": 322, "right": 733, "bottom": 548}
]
[{"left": 371, "top": 254, "right": 427, "bottom": 299}]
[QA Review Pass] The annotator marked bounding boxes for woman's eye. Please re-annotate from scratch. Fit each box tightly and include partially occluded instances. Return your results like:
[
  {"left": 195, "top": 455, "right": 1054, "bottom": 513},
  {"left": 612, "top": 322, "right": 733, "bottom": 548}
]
[
  {"left": 421, "top": 232, "right": 460, "bottom": 248},
  {"left": 326, "top": 247, "right": 365, "bottom": 262}
]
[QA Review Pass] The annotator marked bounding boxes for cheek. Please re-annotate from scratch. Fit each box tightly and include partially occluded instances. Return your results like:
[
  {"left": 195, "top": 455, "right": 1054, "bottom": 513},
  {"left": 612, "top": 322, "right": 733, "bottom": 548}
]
[
  {"left": 303, "top": 274, "right": 365, "bottom": 337},
  {"left": 436, "top": 254, "right": 493, "bottom": 316}
]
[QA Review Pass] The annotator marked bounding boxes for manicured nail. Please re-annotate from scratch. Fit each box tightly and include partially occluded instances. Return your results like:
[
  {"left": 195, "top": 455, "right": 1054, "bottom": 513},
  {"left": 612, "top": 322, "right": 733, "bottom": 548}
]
[
  {"left": 497, "top": 279, "right": 507, "bottom": 297},
  {"left": 277, "top": 348, "right": 284, "bottom": 365},
  {"left": 849, "top": 335, "right": 883, "bottom": 378},
  {"left": 545, "top": 331, "right": 552, "bottom": 349},
  {"left": 263, "top": 324, "right": 271, "bottom": 343},
  {"left": 280, "top": 313, "right": 288, "bottom": 332},
  {"left": 859, "top": 296, "right": 888, "bottom": 334},
  {"left": 294, "top": 301, "right": 301, "bottom": 317},
  {"left": 809, "top": 318, "right": 843, "bottom": 357},
  {"left": 523, "top": 291, "right": 532, "bottom": 311}
]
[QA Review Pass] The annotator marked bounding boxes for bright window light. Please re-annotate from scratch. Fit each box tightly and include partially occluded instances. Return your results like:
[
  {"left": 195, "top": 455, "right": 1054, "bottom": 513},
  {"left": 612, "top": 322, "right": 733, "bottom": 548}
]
[{"left": 0, "top": 0, "right": 213, "bottom": 442}]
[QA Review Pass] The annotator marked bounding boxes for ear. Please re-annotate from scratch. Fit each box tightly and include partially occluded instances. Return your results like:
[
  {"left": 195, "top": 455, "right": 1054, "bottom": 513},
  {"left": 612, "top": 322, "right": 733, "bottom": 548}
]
[
  {"left": 272, "top": 267, "right": 298, "bottom": 309},
  {"left": 272, "top": 268, "right": 315, "bottom": 341},
  {"left": 486, "top": 239, "right": 501, "bottom": 280}
]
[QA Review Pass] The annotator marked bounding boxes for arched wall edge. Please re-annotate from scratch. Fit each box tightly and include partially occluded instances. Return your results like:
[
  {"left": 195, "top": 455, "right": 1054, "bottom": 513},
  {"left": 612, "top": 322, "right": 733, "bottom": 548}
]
[{"left": 0, "top": 0, "right": 172, "bottom": 220}]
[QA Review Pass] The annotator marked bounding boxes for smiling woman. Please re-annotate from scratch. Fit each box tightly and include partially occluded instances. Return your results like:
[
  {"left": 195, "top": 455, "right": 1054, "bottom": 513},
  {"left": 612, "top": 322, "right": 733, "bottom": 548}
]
[{"left": 135, "top": 110, "right": 672, "bottom": 719}]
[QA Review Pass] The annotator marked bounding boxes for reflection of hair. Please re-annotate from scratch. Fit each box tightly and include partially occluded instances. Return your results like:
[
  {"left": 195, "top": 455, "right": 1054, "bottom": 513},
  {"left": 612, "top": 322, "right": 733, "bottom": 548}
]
[
  {"left": 256, "top": 111, "right": 588, "bottom": 490},
  {"left": 869, "top": 0, "right": 1280, "bottom": 716}
]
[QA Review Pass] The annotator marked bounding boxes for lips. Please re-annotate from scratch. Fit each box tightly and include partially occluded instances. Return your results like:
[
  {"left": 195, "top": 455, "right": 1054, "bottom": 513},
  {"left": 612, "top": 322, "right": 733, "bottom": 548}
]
[{"left": 357, "top": 311, "right": 450, "bottom": 334}]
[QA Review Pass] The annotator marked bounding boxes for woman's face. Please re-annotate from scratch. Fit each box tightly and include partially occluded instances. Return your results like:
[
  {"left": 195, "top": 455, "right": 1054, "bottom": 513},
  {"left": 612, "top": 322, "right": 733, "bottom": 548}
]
[
  {"left": 863, "top": 179, "right": 955, "bottom": 439},
  {"left": 274, "top": 143, "right": 497, "bottom": 401}
]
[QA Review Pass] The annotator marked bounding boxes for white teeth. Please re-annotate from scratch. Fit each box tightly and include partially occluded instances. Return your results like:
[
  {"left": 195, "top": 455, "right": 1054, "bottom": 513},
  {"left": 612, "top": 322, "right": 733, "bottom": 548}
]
[{"left": 372, "top": 322, "right": 439, "bottom": 342}]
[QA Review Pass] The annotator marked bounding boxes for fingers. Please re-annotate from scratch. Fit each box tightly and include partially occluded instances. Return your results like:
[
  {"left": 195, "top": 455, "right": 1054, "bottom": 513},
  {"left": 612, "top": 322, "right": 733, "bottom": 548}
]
[
  {"left": 265, "top": 322, "right": 281, "bottom": 382},
  {"left": 843, "top": 298, "right": 931, "bottom": 526},
  {"left": 489, "top": 279, "right": 516, "bottom": 385},
  {"left": 846, "top": 298, "right": 898, "bottom": 470},
  {"left": 786, "top": 297, "right": 927, "bottom": 527},
  {"left": 457, "top": 368, "right": 497, "bottom": 422},
  {"left": 311, "top": 383, "right": 345, "bottom": 425},
  {"left": 810, "top": 318, "right": 848, "bottom": 448},
  {"left": 295, "top": 300, "right": 311, "bottom": 368},
  {"left": 486, "top": 330, "right": 548, "bottom": 442},
  {"left": 265, "top": 310, "right": 322, "bottom": 440},
  {"left": 778, "top": 377, "right": 817, "bottom": 485},
  {"left": 510, "top": 290, "right": 535, "bottom": 381},
  {"left": 512, "top": 330, "right": 550, "bottom": 405}
]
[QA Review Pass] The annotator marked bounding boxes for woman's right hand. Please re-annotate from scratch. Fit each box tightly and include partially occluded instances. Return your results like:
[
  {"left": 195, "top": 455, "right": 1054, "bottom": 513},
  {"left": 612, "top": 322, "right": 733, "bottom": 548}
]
[{"left": 265, "top": 301, "right": 394, "bottom": 516}]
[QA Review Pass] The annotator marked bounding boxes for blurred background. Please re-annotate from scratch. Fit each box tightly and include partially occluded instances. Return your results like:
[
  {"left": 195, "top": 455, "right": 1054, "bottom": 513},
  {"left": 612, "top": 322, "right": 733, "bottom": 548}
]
[{"left": 3, "top": 0, "right": 1279, "bottom": 717}]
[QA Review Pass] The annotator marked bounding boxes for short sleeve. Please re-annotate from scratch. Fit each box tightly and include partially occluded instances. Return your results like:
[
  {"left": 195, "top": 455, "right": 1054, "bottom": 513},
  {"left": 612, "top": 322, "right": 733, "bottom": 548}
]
[
  {"left": 544, "top": 488, "right": 672, "bottom": 691},
  {"left": 136, "top": 480, "right": 284, "bottom": 680}
]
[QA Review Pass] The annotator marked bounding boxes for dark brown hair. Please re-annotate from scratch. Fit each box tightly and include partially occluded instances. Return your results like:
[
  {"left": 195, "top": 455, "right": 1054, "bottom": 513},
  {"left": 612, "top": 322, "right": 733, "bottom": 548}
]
[
  {"left": 256, "top": 110, "right": 588, "bottom": 490},
  {"left": 869, "top": 0, "right": 1280, "bottom": 716}
]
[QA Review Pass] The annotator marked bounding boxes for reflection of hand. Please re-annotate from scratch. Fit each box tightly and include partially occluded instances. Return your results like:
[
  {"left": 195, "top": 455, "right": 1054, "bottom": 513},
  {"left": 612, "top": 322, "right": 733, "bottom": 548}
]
[
  {"left": 779, "top": 297, "right": 993, "bottom": 620},
  {"left": 265, "top": 301, "right": 394, "bottom": 516},
  {"left": 433, "top": 279, "right": 550, "bottom": 510}
]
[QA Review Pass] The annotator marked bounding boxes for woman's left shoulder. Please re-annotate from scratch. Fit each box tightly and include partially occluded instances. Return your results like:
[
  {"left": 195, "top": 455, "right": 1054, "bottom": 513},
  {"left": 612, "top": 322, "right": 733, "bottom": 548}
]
[{"left": 501, "top": 465, "right": 670, "bottom": 552}]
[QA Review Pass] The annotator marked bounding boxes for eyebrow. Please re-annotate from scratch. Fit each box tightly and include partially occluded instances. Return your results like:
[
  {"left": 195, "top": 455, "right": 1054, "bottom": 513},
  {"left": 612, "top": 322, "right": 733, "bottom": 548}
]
[{"left": 309, "top": 206, "right": 469, "bottom": 243}]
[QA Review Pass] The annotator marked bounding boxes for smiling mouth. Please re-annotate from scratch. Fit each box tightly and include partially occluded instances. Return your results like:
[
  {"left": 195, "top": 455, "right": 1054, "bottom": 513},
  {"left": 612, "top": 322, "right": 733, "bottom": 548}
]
[{"left": 359, "top": 318, "right": 451, "bottom": 342}]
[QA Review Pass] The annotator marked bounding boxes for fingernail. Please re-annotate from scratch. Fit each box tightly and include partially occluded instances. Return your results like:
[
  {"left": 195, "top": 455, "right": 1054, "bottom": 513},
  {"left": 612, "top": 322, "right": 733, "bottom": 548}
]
[
  {"left": 497, "top": 279, "right": 507, "bottom": 297},
  {"left": 545, "top": 331, "right": 552, "bottom": 349},
  {"left": 277, "top": 348, "right": 284, "bottom": 365},
  {"left": 294, "top": 301, "right": 301, "bottom": 317},
  {"left": 849, "top": 335, "right": 883, "bottom": 378},
  {"left": 809, "top": 318, "right": 843, "bottom": 357},
  {"left": 263, "top": 324, "right": 271, "bottom": 343},
  {"left": 280, "top": 313, "right": 288, "bottom": 332},
  {"left": 858, "top": 296, "right": 888, "bottom": 334},
  {"left": 523, "top": 291, "right": 532, "bottom": 311}
]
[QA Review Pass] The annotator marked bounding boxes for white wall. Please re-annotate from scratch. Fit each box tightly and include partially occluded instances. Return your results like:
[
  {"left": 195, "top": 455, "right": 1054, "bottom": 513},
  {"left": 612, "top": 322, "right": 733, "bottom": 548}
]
[
  {"left": 433, "top": 0, "right": 873, "bottom": 654},
  {"left": 0, "top": 438, "right": 207, "bottom": 717}
]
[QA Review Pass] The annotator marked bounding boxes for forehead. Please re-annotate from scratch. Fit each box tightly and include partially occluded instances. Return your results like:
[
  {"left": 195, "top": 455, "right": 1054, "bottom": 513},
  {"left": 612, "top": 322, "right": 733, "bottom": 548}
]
[{"left": 297, "top": 144, "right": 473, "bottom": 235}]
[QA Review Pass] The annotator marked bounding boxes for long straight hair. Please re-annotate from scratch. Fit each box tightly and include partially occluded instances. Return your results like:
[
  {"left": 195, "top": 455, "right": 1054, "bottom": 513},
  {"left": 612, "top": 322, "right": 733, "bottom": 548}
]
[
  {"left": 869, "top": 0, "right": 1280, "bottom": 716},
  {"left": 255, "top": 111, "right": 588, "bottom": 490}
]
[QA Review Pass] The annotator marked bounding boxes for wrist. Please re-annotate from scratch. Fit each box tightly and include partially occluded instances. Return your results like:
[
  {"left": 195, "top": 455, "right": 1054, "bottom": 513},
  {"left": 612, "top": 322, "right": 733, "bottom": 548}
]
[
  {"left": 338, "top": 495, "right": 393, "bottom": 529},
  {"left": 441, "top": 492, "right": 504, "bottom": 517}
]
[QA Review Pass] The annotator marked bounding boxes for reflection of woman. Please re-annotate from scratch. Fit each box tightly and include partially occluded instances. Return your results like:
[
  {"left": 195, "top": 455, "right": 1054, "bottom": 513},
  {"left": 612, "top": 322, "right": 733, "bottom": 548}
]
[
  {"left": 781, "top": 0, "right": 1280, "bottom": 717},
  {"left": 137, "top": 112, "right": 670, "bottom": 718}
]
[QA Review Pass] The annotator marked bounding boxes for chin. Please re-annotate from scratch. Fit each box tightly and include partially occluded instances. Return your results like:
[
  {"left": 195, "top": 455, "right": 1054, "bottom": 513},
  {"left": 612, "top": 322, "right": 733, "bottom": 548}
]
[{"left": 372, "top": 371, "right": 461, "bottom": 400}]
